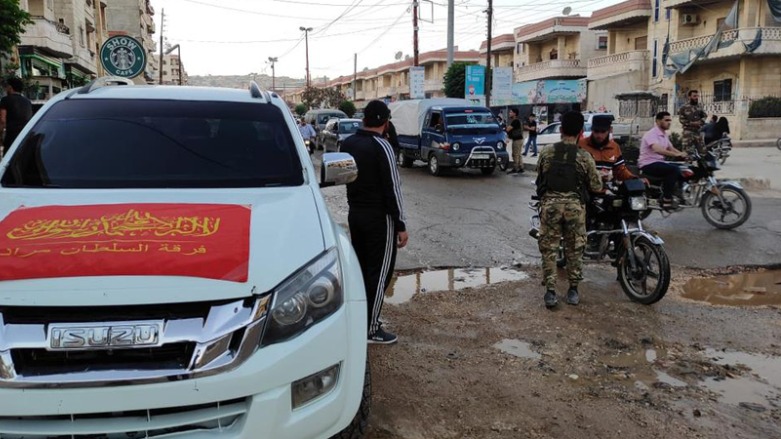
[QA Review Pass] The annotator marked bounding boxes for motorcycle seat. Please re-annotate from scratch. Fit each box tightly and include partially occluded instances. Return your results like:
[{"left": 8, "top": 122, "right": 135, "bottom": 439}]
[{"left": 638, "top": 172, "right": 666, "bottom": 184}]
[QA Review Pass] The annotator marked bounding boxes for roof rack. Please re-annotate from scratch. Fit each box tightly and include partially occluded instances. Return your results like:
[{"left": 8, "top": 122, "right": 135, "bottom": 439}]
[
  {"left": 249, "top": 81, "right": 271, "bottom": 102},
  {"left": 78, "top": 76, "right": 134, "bottom": 94}
]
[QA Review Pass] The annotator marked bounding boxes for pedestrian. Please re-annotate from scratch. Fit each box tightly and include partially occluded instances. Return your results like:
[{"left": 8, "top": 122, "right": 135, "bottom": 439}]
[
  {"left": 535, "top": 111, "right": 602, "bottom": 309},
  {"left": 340, "top": 100, "right": 408, "bottom": 344},
  {"left": 714, "top": 116, "right": 730, "bottom": 140},
  {"left": 522, "top": 113, "right": 539, "bottom": 157},
  {"left": 384, "top": 118, "right": 400, "bottom": 157},
  {"left": 298, "top": 118, "right": 316, "bottom": 154},
  {"left": 505, "top": 108, "right": 525, "bottom": 174},
  {"left": 0, "top": 77, "right": 33, "bottom": 152},
  {"left": 496, "top": 113, "right": 505, "bottom": 129},
  {"left": 639, "top": 112, "right": 688, "bottom": 209},
  {"left": 678, "top": 90, "right": 707, "bottom": 155}
]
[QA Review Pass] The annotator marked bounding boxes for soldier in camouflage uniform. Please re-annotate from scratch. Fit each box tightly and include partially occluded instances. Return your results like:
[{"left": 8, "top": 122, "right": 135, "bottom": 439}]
[
  {"left": 678, "top": 90, "right": 708, "bottom": 155},
  {"left": 535, "top": 111, "right": 602, "bottom": 308}
]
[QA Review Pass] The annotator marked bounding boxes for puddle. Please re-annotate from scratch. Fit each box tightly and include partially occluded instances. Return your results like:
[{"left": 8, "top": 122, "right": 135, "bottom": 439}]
[
  {"left": 494, "top": 339, "right": 542, "bottom": 360},
  {"left": 385, "top": 266, "right": 529, "bottom": 305},
  {"left": 700, "top": 348, "right": 781, "bottom": 407},
  {"left": 682, "top": 270, "right": 781, "bottom": 306},
  {"left": 655, "top": 370, "right": 688, "bottom": 388}
]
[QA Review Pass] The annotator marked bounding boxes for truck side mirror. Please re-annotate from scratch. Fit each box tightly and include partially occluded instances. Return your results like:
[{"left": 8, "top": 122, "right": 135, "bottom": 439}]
[{"left": 320, "top": 152, "right": 358, "bottom": 188}]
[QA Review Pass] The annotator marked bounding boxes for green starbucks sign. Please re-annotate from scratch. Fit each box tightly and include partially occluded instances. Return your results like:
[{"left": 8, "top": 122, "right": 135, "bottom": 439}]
[{"left": 100, "top": 35, "right": 146, "bottom": 78}]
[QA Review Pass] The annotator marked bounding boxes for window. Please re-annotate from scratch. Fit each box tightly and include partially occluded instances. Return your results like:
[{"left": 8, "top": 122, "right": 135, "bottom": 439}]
[
  {"left": 714, "top": 79, "right": 733, "bottom": 102},
  {"left": 652, "top": 39, "right": 658, "bottom": 77},
  {"left": 549, "top": 49, "right": 558, "bottom": 60},
  {"left": 654, "top": 0, "right": 660, "bottom": 22},
  {"left": 665, "top": 7, "right": 671, "bottom": 21},
  {"left": 2, "top": 100, "right": 304, "bottom": 189},
  {"left": 79, "top": 26, "right": 85, "bottom": 47},
  {"left": 516, "top": 43, "right": 524, "bottom": 54},
  {"left": 635, "top": 36, "right": 648, "bottom": 50},
  {"left": 597, "top": 36, "right": 608, "bottom": 50}
]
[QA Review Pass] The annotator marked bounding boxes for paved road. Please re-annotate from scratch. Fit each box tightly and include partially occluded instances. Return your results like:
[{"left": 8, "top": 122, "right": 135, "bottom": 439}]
[{"left": 320, "top": 153, "right": 781, "bottom": 271}]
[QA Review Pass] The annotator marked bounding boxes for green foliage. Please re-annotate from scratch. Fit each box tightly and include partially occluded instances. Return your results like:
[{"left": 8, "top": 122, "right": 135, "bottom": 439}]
[
  {"left": 338, "top": 100, "right": 356, "bottom": 117},
  {"left": 0, "top": 0, "right": 32, "bottom": 54},
  {"left": 294, "top": 103, "right": 307, "bottom": 116},
  {"left": 301, "top": 86, "right": 347, "bottom": 110},
  {"left": 443, "top": 62, "right": 471, "bottom": 98},
  {"left": 748, "top": 96, "right": 781, "bottom": 118}
]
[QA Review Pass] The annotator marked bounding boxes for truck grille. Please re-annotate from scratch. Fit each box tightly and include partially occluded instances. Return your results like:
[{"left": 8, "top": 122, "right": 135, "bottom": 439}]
[
  {"left": 0, "top": 397, "right": 248, "bottom": 438},
  {"left": 0, "top": 296, "right": 270, "bottom": 388}
]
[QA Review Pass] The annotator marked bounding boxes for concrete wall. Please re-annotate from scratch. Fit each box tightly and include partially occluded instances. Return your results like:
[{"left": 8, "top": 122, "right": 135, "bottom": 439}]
[
  {"left": 106, "top": 0, "right": 143, "bottom": 36},
  {"left": 55, "top": 0, "right": 97, "bottom": 73},
  {"left": 742, "top": 118, "right": 781, "bottom": 140},
  {"left": 611, "top": 24, "right": 648, "bottom": 53},
  {"left": 579, "top": 30, "right": 608, "bottom": 60},
  {"left": 587, "top": 70, "right": 646, "bottom": 113}
]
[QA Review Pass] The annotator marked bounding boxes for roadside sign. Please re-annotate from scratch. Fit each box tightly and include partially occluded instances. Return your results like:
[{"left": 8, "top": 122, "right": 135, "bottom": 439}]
[{"left": 100, "top": 36, "right": 146, "bottom": 78}]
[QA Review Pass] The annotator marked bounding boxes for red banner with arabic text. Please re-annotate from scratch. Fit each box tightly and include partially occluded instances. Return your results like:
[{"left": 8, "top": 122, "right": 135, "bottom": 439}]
[{"left": 0, "top": 204, "right": 251, "bottom": 282}]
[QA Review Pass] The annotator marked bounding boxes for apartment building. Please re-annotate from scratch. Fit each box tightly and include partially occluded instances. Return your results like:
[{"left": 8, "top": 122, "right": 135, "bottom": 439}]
[
  {"left": 161, "top": 54, "right": 188, "bottom": 85},
  {"left": 479, "top": 33, "right": 515, "bottom": 68},
  {"left": 54, "top": 0, "right": 100, "bottom": 85},
  {"left": 288, "top": 49, "right": 480, "bottom": 109},
  {"left": 106, "top": 0, "right": 157, "bottom": 83}
]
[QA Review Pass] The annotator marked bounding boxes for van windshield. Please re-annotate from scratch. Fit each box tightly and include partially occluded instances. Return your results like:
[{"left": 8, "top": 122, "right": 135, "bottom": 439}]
[
  {"left": 445, "top": 111, "right": 500, "bottom": 133},
  {"left": 1, "top": 99, "right": 304, "bottom": 189}
]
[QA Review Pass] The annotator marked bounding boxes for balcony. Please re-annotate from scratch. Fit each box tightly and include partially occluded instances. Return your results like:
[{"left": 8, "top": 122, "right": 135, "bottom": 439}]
[
  {"left": 424, "top": 78, "right": 443, "bottom": 92},
  {"left": 516, "top": 16, "right": 590, "bottom": 43},
  {"left": 587, "top": 50, "right": 649, "bottom": 79},
  {"left": 589, "top": 0, "right": 651, "bottom": 31},
  {"left": 669, "top": 27, "right": 781, "bottom": 60},
  {"left": 515, "top": 59, "right": 586, "bottom": 82},
  {"left": 20, "top": 17, "right": 74, "bottom": 58}
]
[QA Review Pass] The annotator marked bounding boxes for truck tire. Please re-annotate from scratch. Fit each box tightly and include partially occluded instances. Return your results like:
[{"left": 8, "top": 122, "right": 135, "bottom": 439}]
[
  {"left": 331, "top": 362, "right": 371, "bottom": 439},
  {"left": 428, "top": 154, "right": 443, "bottom": 176},
  {"left": 397, "top": 149, "right": 413, "bottom": 168}
]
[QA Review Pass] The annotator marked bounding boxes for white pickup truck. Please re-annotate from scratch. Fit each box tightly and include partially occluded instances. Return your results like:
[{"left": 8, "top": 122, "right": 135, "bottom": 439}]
[{"left": 0, "top": 78, "right": 370, "bottom": 439}]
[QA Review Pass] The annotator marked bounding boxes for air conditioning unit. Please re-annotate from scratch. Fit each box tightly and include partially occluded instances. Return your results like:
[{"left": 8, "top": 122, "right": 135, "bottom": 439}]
[{"left": 681, "top": 14, "right": 699, "bottom": 25}]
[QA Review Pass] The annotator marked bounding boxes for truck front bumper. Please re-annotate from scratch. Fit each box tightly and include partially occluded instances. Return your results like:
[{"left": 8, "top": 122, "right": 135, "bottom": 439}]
[
  {"left": 0, "top": 302, "right": 367, "bottom": 439},
  {"left": 436, "top": 150, "right": 509, "bottom": 168}
]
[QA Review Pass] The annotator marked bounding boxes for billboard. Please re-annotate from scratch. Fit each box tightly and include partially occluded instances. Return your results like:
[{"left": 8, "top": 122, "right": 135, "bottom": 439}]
[
  {"left": 492, "top": 79, "right": 588, "bottom": 106},
  {"left": 409, "top": 66, "right": 425, "bottom": 99},
  {"left": 464, "top": 65, "right": 486, "bottom": 105}
]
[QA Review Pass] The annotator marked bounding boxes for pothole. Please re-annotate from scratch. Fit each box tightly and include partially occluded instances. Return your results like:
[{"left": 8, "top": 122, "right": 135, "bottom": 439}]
[
  {"left": 681, "top": 269, "right": 781, "bottom": 306},
  {"left": 700, "top": 348, "right": 781, "bottom": 408},
  {"left": 385, "top": 266, "right": 529, "bottom": 305},
  {"left": 494, "top": 339, "right": 542, "bottom": 360}
]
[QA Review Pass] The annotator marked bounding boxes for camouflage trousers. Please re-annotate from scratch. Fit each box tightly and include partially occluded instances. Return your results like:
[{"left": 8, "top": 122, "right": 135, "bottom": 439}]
[
  {"left": 538, "top": 200, "right": 587, "bottom": 290},
  {"left": 682, "top": 130, "right": 704, "bottom": 155}
]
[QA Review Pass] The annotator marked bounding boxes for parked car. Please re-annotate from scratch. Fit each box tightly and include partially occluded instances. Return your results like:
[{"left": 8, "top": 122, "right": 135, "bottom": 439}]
[
  {"left": 353, "top": 111, "right": 364, "bottom": 120},
  {"left": 321, "top": 118, "right": 363, "bottom": 152},
  {"left": 535, "top": 121, "right": 611, "bottom": 149},
  {"left": 304, "top": 109, "right": 348, "bottom": 149},
  {"left": 0, "top": 77, "right": 370, "bottom": 439}
]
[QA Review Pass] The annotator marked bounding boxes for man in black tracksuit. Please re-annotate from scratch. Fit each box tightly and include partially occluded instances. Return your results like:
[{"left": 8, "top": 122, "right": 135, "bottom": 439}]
[{"left": 340, "top": 100, "right": 408, "bottom": 345}]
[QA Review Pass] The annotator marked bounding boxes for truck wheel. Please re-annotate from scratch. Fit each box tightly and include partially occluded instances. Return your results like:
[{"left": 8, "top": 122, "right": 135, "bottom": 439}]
[
  {"left": 428, "top": 154, "right": 443, "bottom": 176},
  {"left": 397, "top": 149, "right": 413, "bottom": 168},
  {"left": 331, "top": 362, "right": 371, "bottom": 439}
]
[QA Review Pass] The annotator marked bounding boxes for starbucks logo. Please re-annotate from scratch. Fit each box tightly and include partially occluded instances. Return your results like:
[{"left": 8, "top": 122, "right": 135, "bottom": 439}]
[{"left": 100, "top": 36, "right": 146, "bottom": 78}]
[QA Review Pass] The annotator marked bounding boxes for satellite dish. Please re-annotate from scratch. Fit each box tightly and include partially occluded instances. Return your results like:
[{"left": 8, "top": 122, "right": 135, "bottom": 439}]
[
  {"left": 395, "top": 51, "right": 403, "bottom": 60},
  {"left": 562, "top": 6, "right": 572, "bottom": 15}
]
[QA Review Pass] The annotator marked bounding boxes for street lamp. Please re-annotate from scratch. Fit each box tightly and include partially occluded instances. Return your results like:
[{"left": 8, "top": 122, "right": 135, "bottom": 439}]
[
  {"left": 165, "top": 44, "right": 182, "bottom": 85},
  {"left": 268, "top": 56, "right": 278, "bottom": 92},
  {"left": 299, "top": 26, "right": 313, "bottom": 87}
]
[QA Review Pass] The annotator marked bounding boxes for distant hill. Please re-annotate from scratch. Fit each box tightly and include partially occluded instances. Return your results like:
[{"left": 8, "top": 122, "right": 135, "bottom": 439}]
[{"left": 186, "top": 74, "right": 307, "bottom": 94}]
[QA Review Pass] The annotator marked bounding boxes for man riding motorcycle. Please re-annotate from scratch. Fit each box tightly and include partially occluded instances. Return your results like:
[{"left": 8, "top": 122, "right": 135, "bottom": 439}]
[{"left": 577, "top": 115, "right": 637, "bottom": 184}]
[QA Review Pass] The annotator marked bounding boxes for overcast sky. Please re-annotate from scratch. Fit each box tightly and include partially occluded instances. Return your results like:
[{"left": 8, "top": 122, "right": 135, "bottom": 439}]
[{"left": 154, "top": 0, "right": 621, "bottom": 79}]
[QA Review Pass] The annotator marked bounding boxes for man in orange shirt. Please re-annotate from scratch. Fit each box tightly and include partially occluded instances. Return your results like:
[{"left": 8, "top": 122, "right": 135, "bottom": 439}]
[{"left": 577, "top": 115, "right": 637, "bottom": 184}]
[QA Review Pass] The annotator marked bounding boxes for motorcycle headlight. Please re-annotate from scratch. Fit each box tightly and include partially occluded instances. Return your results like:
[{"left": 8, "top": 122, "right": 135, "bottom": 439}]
[
  {"left": 497, "top": 141, "right": 505, "bottom": 150},
  {"left": 452, "top": 142, "right": 461, "bottom": 151},
  {"left": 261, "top": 248, "right": 343, "bottom": 346},
  {"left": 630, "top": 196, "right": 647, "bottom": 211}
]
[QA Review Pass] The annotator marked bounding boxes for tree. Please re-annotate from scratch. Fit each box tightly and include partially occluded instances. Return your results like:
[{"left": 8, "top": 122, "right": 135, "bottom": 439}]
[
  {"left": 339, "top": 100, "right": 356, "bottom": 117},
  {"left": 301, "top": 86, "right": 347, "bottom": 109},
  {"left": 443, "top": 62, "right": 472, "bottom": 98},
  {"left": 294, "top": 103, "right": 307, "bottom": 116},
  {"left": 0, "top": 0, "right": 32, "bottom": 55},
  {"left": 301, "top": 86, "right": 322, "bottom": 110}
]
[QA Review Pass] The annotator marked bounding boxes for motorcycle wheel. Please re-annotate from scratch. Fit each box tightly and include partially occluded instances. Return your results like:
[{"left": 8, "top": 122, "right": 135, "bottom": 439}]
[
  {"left": 718, "top": 151, "right": 729, "bottom": 165},
  {"left": 617, "top": 236, "right": 670, "bottom": 305},
  {"left": 701, "top": 186, "right": 751, "bottom": 229},
  {"left": 639, "top": 209, "right": 653, "bottom": 220}
]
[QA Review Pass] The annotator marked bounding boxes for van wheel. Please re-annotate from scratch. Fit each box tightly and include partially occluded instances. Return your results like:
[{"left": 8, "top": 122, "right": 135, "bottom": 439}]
[
  {"left": 428, "top": 154, "right": 443, "bottom": 176},
  {"left": 331, "top": 362, "right": 371, "bottom": 439}
]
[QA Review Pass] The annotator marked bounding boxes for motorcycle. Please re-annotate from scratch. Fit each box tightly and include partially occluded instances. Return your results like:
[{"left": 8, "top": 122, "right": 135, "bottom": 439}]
[
  {"left": 304, "top": 139, "right": 313, "bottom": 154},
  {"left": 529, "top": 178, "right": 671, "bottom": 305},
  {"left": 704, "top": 134, "right": 732, "bottom": 165},
  {"left": 639, "top": 149, "right": 752, "bottom": 230}
]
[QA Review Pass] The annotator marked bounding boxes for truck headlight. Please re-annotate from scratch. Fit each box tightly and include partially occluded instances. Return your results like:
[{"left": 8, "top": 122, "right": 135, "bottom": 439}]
[
  {"left": 452, "top": 142, "right": 460, "bottom": 151},
  {"left": 497, "top": 141, "right": 505, "bottom": 150},
  {"left": 630, "top": 196, "right": 647, "bottom": 211},
  {"left": 261, "top": 248, "right": 343, "bottom": 346}
]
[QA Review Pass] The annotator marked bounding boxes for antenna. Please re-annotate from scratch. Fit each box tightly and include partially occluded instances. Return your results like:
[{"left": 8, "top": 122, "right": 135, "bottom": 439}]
[
  {"left": 395, "top": 51, "right": 403, "bottom": 60},
  {"left": 562, "top": 6, "right": 572, "bottom": 16}
]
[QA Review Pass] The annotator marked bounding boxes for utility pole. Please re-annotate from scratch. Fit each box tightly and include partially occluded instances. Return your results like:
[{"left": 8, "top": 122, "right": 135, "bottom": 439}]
[
  {"left": 447, "top": 0, "right": 455, "bottom": 66},
  {"left": 268, "top": 57, "right": 278, "bottom": 91},
  {"left": 485, "top": 0, "right": 493, "bottom": 107},
  {"left": 412, "top": 0, "right": 419, "bottom": 66},
  {"left": 299, "top": 26, "right": 313, "bottom": 87},
  {"left": 158, "top": 8, "right": 164, "bottom": 85},
  {"left": 352, "top": 53, "right": 357, "bottom": 101}
]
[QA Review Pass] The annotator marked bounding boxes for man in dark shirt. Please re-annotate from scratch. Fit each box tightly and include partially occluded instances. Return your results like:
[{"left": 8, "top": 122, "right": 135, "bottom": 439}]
[
  {"left": 340, "top": 100, "right": 408, "bottom": 345},
  {"left": 522, "top": 113, "right": 539, "bottom": 157},
  {"left": 0, "top": 77, "right": 33, "bottom": 151}
]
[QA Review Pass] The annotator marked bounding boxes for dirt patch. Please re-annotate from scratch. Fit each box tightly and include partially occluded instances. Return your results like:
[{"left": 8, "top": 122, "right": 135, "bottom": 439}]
[{"left": 366, "top": 264, "right": 781, "bottom": 439}]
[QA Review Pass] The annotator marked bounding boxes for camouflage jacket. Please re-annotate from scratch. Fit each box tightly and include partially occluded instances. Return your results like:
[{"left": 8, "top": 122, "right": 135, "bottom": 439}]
[
  {"left": 535, "top": 140, "right": 602, "bottom": 203},
  {"left": 678, "top": 103, "right": 707, "bottom": 132}
]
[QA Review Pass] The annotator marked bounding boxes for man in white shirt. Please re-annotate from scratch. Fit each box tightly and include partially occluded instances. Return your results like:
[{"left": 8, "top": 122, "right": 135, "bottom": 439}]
[{"left": 299, "top": 119, "right": 316, "bottom": 154}]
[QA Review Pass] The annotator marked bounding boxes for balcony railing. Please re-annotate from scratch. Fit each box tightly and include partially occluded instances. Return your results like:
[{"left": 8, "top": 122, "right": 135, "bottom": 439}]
[
  {"left": 515, "top": 59, "right": 585, "bottom": 82},
  {"left": 20, "top": 17, "right": 74, "bottom": 58},
  {"left": 587, "top": 50, "right": 649, "bottom": 79},
  {"left": 669, "top": 27, "right": 781, "bottom": 55}
]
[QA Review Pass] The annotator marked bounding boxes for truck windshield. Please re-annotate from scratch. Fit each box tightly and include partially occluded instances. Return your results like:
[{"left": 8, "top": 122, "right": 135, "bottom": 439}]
[
  {"left": 1, "top": 99, "right": 304, "bottom": 189},
  {"left": 445, "top": 112, "right": 499, "bottom": 133},
  {"left": 339, "top": 121, "right": 362, "bottom": 133}
]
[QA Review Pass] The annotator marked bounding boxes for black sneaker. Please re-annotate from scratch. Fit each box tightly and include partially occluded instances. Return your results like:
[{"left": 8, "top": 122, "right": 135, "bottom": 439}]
[
  {"left": 368, "top": 327, "right": 398, "bottom": 345},
  {"left": 517, "top": 168, "right": 525, "bottom": 174},
  {"left": 544, "top": 290, "right": 558, "bottom": 309},
  {"left": 506, "top": 169, "right": 518, "bottom": 174},
  {"left": 566, "top": 287, "right": 580, "bottom": 306}
]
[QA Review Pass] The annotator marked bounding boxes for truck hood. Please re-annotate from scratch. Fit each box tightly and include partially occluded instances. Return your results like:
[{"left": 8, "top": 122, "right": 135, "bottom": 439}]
[
  {"left": 0, "top": 187, "right": 326, "bottom": 306},
  {"left": 446, "top": 131, "right": 504, "bottom": 150}
]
